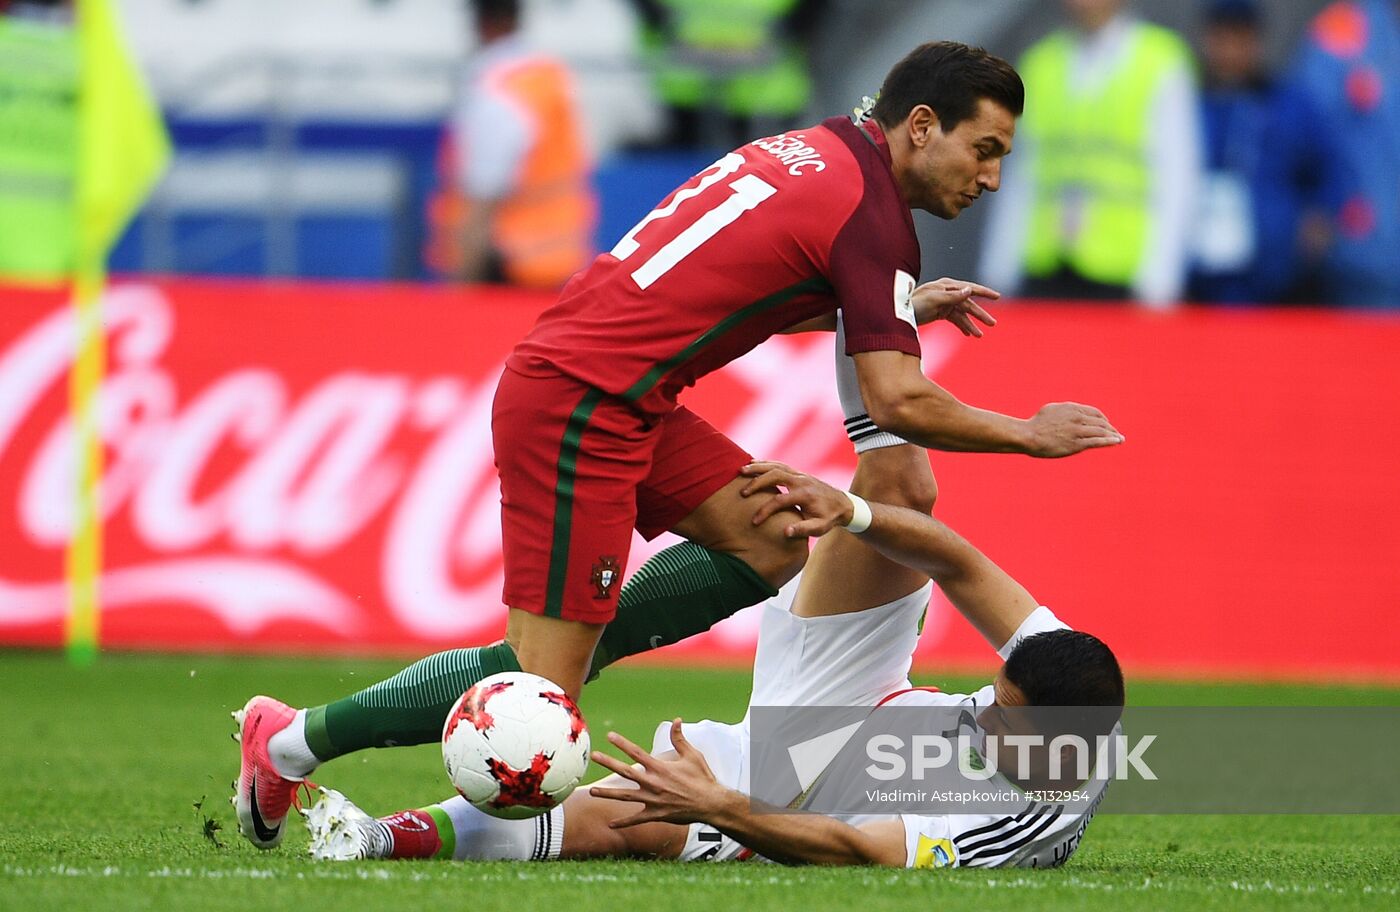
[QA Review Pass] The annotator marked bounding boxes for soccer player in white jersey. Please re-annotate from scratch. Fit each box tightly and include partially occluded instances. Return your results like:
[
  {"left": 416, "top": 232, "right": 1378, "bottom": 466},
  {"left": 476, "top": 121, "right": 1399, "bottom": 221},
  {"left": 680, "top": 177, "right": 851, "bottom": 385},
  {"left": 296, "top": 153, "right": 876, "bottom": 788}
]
[{"left": 304, "top": 329, "right": 1124, "bottom": 870}]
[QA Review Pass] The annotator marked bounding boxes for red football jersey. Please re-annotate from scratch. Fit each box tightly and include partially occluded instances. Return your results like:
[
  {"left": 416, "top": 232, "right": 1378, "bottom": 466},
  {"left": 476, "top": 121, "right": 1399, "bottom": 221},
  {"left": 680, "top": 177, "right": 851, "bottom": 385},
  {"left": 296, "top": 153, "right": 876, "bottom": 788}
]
[{"left": 507, "top": 116, "right": 923, "bottom": 417}]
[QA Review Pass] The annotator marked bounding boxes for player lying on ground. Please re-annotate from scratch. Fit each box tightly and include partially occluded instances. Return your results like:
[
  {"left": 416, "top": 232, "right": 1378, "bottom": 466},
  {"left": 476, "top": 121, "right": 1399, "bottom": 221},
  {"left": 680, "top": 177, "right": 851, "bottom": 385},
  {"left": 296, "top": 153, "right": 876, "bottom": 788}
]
[
  {"left": 233, "top": 40, "right": 1123, "bottom": 853},
  {"left": 303, "top": 441, "right": 1124, "bottom": 868}
]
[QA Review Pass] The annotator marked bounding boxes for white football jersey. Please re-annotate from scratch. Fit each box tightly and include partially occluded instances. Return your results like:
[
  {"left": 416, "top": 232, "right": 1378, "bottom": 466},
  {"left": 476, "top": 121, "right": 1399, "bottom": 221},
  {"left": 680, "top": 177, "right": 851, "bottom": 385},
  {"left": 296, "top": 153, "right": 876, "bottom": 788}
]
[
  {"left": 875, "top": 685, "right": 1114, "bottom": 869},
  {"left": 658, "top": 580, "right": 1114, "bottom": 870}
]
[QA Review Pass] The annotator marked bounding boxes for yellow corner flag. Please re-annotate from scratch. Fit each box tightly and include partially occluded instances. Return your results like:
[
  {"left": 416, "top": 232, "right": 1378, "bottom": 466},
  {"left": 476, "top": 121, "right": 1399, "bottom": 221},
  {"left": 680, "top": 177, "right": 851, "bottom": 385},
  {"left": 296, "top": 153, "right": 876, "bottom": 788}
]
[{"left": 66, "top": 0, "right": 171, "bottom": 664}]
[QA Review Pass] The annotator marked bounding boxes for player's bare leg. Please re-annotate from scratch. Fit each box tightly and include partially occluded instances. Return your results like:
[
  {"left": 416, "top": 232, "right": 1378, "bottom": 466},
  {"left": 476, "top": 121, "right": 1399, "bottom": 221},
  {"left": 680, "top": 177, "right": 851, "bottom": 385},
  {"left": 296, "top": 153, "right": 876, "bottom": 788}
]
[
  {"left": 504, "top": 610, "right": 605, "bottom": 699},
  {"left": 790, "top": 444, "right": 936, "bottom": 619},
  {"left": 587, "top": 479, "right": 808, "bottom": 676},
  {"left": 785, "top": 313, "right": 936, "bottom": 619},
  {"left": 669, "top": 475, "right": 809, "bottom": 587},
  {"left": 303, "top": 766, "right": 689, "bottom": 862},
  {"left": 557, "top": 769, "right": 689, "bottom": 859}
]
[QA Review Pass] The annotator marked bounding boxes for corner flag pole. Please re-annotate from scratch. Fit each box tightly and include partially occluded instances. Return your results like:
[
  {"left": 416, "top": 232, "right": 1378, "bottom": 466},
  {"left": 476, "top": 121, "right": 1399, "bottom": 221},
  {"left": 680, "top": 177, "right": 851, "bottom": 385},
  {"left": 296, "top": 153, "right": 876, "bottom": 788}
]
[
  {"left": 65, "top": 261, "right": 105, "bottom": 665},
  {"left": 64, "top": 0, "right": 171, "bottom": 664}
]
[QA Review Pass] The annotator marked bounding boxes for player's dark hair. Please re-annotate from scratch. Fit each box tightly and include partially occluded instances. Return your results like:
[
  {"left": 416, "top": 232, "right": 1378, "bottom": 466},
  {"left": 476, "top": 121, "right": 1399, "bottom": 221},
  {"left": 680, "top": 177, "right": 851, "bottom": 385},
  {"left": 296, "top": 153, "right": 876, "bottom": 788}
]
[
  {"left": 873, "top": 41, "right": 1024, "bottom": 132},
  {"left": 1004, "top": 630, "right": 1125, "bottom": 708}
]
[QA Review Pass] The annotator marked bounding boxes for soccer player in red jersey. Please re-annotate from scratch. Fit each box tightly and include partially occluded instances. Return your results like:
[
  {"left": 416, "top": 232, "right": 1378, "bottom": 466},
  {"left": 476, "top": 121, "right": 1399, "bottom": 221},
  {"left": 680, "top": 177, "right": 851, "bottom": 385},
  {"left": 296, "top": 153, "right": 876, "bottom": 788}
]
[
  {"left": 494, "top": 40, "right": 1121, "bottom": 696},
  {"left": 231, "top": 41, "right": 1122, "bottom": 851}
]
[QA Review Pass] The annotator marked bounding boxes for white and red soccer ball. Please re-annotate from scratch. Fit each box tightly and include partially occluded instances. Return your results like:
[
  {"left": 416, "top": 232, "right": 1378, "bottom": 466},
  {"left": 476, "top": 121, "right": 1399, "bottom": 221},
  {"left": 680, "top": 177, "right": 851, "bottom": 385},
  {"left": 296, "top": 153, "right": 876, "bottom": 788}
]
[{"left": 442, "top": 672, "right": 591, "bottom": 819}]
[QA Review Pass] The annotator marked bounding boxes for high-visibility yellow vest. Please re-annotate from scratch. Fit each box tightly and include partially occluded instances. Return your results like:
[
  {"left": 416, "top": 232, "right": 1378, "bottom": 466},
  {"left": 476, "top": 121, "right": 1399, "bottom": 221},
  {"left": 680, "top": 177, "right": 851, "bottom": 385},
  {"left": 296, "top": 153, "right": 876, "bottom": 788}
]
[
  {"left": 649, "top": 0, "right": 808, "bottom": 118},
  {"left": 0, "top": 18, "right": 79, "bottom": 283},
  {"left": 1019, "top": 24, "right": 1192, "bottom": 286}
]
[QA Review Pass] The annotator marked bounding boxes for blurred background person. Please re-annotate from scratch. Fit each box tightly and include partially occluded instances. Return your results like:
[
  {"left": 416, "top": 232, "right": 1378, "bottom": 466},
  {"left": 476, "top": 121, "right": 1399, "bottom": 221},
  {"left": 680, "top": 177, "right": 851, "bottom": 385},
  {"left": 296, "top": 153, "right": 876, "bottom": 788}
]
[
  {"left": 1254, "top": 0, "right": 1400, "bottom": 308},
  {"left": 980, "top": 0, "right": 1202, "bottom": 309},
  {"left": 1188, "top": 0, "right": 1278, "bottom": 304},
  {"left": 631, "top": 0, "right": 826, "bottom": 148},
  {"left": 425, "top": 0, "right": 598, "bottom": 289},
  {"left": 1, "top": 0, "right": 70, "bottom": 22},
  {"left": 0, "top": 0, "right": 75, "bottom": 283}
]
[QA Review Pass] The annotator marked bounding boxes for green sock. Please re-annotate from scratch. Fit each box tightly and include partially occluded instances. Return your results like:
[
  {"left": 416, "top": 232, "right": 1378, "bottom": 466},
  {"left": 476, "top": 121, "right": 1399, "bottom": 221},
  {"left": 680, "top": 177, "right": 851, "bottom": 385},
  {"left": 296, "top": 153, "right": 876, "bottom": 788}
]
[
  {"left": 589, "top": 543, "right": 778, "bottom": 679},
  {"left": 301, "top": 546, "right": 773, "bottom": 758},
  {"left": 304, "top": 642, "right": 520, "bottom": 761}
]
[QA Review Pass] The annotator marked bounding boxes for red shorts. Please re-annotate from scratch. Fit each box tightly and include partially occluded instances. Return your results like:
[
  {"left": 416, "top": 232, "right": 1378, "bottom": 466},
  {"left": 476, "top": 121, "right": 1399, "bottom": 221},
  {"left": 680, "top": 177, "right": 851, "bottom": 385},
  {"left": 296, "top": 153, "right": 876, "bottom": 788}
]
[{"left": 492, "top": 367, "right": 751, "bottom": 623}]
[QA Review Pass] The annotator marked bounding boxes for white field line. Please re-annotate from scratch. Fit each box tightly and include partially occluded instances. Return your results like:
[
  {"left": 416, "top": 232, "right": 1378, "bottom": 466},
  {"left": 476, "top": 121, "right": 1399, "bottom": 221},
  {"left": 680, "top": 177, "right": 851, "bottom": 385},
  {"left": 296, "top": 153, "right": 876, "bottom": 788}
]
[{"left": 2, "top": 864, "right": 1397, "bottom": 897}]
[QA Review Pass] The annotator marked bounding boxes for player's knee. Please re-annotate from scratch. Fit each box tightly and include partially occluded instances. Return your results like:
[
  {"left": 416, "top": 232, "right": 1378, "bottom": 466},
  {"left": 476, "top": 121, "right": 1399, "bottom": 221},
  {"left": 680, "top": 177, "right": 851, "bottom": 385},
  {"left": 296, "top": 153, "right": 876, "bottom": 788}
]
[
  {"left": 852, "top": 446, "right": 937, "bottom": 514},
  {"left": 679, "top": 481, "right": 807, "bottom": 587},
  {"left": 860, "top": 467, "right": 938, "bottom": 515},
  {"left": 896, "top": 470, "right": 939, "bottom": 514},
  {"left": 774, "top": 525, "right": 810, "bottom": 579},
  {"left": 506, "top": 610, "right": 603, "bottom": 698},
  {"left": 744, "top": 511, "right": 808, "bottom": 586}
]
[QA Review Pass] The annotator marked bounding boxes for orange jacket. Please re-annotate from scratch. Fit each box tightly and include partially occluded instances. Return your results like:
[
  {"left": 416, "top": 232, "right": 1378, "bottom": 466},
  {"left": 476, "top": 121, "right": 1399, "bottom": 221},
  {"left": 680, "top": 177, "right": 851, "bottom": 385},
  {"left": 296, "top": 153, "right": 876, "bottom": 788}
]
[{"left": 427, "top": 54, "right": 596, "bottom": 289}]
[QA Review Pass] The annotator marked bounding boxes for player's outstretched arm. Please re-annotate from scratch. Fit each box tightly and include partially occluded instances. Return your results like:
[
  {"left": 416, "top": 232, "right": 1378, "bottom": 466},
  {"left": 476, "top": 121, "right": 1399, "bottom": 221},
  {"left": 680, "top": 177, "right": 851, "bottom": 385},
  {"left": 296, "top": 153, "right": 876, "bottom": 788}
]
[
  {"left": 779, "top": 278, "right": 1001, "bottom": 336},
  {"left": 590, "top": 722, "right": 906, "bottom": 867},
  {"left": 742, "top": 462, "right": 1037, "bottom": 649},
  {"left": 852, "top": 349, "right": 1123, "bottom": 458}
]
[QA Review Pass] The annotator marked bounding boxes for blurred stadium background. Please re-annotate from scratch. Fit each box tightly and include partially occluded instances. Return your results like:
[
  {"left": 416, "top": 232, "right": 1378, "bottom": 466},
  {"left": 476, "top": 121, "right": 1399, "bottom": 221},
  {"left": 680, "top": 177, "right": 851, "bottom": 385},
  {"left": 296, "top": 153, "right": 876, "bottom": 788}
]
[
  {"left": 103, "top": 0, "right": 1339, "bottom": 283},
  {"left": 1, "top": 0, "right": 1398, "bottom": 684},
  {"left": 3, "top": 4, "right": 1400, "bottom": 908}
]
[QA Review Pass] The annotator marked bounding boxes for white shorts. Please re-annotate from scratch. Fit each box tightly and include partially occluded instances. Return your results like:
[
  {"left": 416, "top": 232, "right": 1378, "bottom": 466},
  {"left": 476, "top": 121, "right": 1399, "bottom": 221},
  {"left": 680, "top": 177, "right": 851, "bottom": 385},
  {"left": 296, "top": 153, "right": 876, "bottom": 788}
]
[{"left": 651, "top": 575, "right": 933, "bottom": 862}]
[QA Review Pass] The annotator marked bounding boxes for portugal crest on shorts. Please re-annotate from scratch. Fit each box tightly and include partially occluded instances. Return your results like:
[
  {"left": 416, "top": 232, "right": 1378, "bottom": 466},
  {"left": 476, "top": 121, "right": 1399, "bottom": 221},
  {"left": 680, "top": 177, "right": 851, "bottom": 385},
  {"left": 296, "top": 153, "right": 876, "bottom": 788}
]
[{"left": 590, "top": 556, "right": 620, "bottom": 599}]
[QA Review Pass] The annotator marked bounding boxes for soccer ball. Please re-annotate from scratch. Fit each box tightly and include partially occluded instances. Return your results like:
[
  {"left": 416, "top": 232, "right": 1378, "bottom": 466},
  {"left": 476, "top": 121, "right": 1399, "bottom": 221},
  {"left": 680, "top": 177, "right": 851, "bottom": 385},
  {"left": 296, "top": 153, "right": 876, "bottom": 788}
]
[{"left": 441, "top": 672, "right": 591, "bottom": 819}]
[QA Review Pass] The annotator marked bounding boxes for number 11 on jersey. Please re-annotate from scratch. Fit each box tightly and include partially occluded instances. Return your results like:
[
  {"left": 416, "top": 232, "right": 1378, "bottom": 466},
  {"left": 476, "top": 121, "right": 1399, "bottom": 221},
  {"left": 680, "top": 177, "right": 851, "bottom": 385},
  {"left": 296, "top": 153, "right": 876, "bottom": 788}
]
[{"left": 611, "top": 152, "right": 779, "bottom": 290}]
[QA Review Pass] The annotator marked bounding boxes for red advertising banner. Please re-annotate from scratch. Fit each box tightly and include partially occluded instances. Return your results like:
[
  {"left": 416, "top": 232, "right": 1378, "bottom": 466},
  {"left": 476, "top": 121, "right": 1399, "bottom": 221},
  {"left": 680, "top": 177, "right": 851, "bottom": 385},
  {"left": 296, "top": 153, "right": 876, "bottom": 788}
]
[{"left": 2, "top": 280, "right": 1398, "bottom": 681}]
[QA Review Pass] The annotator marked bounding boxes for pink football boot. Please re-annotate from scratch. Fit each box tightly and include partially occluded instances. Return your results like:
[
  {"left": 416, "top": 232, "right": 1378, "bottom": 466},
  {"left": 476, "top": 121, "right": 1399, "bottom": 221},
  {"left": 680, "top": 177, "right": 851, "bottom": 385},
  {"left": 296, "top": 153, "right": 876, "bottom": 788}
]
[{"left": 231, "top": 695, "right": 302, "bottom": 849}]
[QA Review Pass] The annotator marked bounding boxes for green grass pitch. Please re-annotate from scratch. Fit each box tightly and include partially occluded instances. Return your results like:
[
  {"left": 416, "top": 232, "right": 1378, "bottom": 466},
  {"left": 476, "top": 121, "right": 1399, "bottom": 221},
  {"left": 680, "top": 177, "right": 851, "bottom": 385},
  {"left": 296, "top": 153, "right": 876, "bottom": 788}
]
[{"left": 1, "top": 651, "right": 1397, "bottom": 911}]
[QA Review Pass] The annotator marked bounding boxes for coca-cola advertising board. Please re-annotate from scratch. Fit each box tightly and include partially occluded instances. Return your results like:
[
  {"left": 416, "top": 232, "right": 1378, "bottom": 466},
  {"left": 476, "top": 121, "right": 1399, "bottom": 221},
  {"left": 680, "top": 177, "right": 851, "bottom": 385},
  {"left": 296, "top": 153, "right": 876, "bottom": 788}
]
[{"left": 2, "top": 280, "right": 1398, "bottom": 681}]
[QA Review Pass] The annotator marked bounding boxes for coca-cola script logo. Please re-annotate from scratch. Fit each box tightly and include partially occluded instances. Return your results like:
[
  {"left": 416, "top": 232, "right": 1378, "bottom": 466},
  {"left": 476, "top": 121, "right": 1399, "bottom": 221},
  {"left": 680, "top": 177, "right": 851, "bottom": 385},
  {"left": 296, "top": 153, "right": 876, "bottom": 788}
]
[{"left": 0, "top": 283, "right": 956, "bottom": 652}]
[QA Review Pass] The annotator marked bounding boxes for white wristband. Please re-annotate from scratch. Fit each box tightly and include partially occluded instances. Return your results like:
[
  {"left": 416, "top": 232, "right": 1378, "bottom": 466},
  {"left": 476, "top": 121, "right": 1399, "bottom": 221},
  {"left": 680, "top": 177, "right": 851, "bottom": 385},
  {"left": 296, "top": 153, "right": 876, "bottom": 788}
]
[{"left": 844, "top": 492, "right": 873, "bottom": 534}]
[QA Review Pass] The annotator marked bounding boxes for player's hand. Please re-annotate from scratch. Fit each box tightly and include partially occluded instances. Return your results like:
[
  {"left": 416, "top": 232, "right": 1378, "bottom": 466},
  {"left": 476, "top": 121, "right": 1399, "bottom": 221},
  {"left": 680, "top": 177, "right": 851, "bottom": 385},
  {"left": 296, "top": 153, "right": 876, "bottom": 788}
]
[
  {"left": 911, "top": 278, "right": 1000, "bottom": 338},
  {"left": 589, "top": 721, "right": 729, "bottom": 828},
  {"left": 740, "top": 461, "right": 854, "bottom": 539},
  {"left": 1025, "top": 403, "right": 1124, "bottom": 458}
]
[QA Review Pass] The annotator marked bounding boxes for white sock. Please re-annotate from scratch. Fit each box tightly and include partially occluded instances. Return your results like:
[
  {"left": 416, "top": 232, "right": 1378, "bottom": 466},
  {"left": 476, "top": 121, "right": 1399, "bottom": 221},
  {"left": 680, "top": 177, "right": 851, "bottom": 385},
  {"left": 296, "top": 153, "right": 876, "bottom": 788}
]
[
  {"left": 439, "top": 795, "right": 566, "bottom": 861},
  {"left": 267, "top": 709, "right": 320, "bottom": 779},
  {"left": 836, "top": 313, "right": 912, "bottom": 453}
]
